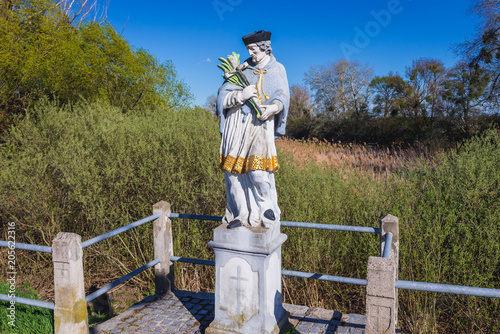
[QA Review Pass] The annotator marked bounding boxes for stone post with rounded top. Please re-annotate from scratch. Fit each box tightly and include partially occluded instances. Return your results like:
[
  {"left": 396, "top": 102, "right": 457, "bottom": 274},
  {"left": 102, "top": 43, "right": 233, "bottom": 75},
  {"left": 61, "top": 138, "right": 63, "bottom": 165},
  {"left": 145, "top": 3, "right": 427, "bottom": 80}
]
[
  {"left": 52, "top": 232, "right": 89, "bottom": 334},
  {"left": 153, "top": 200, "right": 174, "bottom": 294},
  {"left": 365, "top": 214, "right": 399, "bottom": 334}
]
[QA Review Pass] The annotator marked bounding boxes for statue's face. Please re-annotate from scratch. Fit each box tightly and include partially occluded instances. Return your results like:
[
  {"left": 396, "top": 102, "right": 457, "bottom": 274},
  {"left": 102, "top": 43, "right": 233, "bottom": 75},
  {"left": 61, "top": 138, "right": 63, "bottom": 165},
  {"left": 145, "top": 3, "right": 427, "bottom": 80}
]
[{"left": 246, "top": 43, "right": 267, "bottom": 64}]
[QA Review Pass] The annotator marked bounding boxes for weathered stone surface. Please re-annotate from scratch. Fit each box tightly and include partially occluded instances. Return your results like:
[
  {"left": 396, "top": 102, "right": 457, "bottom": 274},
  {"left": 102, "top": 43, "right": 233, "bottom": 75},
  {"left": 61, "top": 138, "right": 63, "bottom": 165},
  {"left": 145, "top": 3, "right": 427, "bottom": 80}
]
[
  {"left": 366, "top": 257, "right": 395, "bottom": 298},
  {"left": 207, "top": 224, "right": 290, "bottom": 334},
  {"left": 379, "top": 214, "right": 399, "bottom": 263},
  {"left": 153, "top": 201, "right": 174, "bottom": 294},
  {"left": 209, "top": 223, "right": 286, "bottom": 254},
  {"left": 52, "top": 232, "right": 89, "bottom": 334},
  {"left": 365, "top": 257, "right": 397, "bottom": 334}
]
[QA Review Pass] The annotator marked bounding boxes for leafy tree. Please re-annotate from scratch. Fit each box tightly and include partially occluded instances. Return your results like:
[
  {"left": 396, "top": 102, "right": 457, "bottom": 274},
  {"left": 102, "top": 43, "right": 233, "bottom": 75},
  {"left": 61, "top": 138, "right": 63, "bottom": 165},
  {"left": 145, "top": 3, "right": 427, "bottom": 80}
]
[
  {"left": 304, "top": 59, "right": 373, "bottom": 119},
  {"left": 0, "top": 0, "right": 192, "bottom": 121},
  {"left": 369, "top": 73, "right": 409, "bottom": 117},
  {"left": 442, "top": 61, "right": 490, "bottom": 118}
]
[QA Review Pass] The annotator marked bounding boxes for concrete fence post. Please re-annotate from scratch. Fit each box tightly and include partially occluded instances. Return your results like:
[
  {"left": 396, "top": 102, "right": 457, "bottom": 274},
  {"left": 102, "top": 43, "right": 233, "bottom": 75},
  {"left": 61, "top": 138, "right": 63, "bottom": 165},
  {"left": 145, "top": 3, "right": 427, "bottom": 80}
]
[
  {"left": 153, "top": 201, "right": 174, "bottom": 294},
  {"left": 380, "top": 214, "right": 399, "bottom": 326},
  {"left": 52, "top": 232, "right": 89, "bottom": 334},
  {"left": 365, "top": 214, "right": 399, "bottom": 334},
  {"left": 365, "top": 256, "right": 397, "bottom": 334},
  {"left": 379, "top": 214, "right": 399, "bottom": 263}
]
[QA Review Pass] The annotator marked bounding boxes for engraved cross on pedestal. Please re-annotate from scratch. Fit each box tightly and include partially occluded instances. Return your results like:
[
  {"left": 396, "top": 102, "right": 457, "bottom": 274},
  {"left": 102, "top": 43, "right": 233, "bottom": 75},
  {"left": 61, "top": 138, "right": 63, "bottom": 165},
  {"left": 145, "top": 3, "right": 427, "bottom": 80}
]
[{"left": 229, "top": 265, "right": 248, "bottom": 316}]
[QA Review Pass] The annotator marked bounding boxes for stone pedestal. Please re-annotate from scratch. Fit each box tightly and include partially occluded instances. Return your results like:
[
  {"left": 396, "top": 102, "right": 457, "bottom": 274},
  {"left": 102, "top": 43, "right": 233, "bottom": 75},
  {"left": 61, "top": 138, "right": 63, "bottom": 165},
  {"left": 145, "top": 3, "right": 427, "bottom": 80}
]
[{"left": 207, "top": 223, "right": 290, "bottom": 334}]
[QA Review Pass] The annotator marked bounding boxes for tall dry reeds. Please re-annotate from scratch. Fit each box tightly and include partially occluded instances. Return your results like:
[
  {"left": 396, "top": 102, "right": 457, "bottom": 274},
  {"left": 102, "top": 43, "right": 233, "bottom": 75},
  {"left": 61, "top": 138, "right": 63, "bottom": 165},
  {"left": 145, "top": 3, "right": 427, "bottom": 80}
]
[{"left": 277, "top": 137, "right": 442, "bottom": 178}]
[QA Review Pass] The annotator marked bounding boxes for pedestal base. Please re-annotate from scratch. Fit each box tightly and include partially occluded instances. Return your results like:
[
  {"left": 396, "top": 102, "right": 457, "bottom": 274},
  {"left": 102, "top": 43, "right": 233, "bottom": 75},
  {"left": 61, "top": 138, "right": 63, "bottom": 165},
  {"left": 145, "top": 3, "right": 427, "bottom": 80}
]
[{"left": 207, "top": 223, "right": 291, "bottom": 334}]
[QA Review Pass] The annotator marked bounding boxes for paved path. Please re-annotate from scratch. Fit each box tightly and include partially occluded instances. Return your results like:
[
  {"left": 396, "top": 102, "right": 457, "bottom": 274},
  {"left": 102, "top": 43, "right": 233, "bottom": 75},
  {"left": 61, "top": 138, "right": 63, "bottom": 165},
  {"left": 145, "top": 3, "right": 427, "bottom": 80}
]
[{"left": 91, "top": 290, "right": 368, "bottom": 334}]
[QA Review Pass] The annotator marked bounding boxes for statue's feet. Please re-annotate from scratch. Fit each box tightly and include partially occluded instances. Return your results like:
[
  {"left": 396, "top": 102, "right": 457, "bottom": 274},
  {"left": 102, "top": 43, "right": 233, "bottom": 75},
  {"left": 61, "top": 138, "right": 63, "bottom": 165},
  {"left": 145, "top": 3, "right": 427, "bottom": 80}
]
[
  {"left": 227, "top": 219, "right": 243, "bottom": 229},
  {"left": 263, "top": 209, "right": 275, "bottom": 221},
  {"left": 261, "top": 209, "right": 277, "bottom": 228}
]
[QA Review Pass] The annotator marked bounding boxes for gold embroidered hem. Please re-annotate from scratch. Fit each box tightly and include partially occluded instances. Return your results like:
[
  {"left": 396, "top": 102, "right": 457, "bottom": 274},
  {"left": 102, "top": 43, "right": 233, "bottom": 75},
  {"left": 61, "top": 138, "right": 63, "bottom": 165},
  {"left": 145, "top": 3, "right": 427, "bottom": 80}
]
[{"left": 220, "top": 153, "right": 279, "bottom": 174}]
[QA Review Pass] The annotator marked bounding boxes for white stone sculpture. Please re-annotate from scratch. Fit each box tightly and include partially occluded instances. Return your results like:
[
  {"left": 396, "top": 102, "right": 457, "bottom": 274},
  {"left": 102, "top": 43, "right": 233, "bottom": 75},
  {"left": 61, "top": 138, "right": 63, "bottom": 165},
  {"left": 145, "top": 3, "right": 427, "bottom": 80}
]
[{"left": 216, "top": 30, "right": 290, "bottom": 229}]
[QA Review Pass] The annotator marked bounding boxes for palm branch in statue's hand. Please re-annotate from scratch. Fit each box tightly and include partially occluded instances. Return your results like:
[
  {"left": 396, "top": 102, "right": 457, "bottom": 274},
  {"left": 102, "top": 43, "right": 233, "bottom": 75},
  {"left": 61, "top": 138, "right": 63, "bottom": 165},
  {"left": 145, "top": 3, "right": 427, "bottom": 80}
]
[{"left": 218, "top": 52, "right": 262, "bottom": 118}]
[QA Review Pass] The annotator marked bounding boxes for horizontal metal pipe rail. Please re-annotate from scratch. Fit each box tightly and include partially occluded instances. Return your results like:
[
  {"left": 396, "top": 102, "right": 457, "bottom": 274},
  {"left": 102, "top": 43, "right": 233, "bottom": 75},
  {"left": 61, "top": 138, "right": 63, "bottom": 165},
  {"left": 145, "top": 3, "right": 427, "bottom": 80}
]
[
  {"left": 0, "top": 241, "right": 52, "bottom": 253},
  {"left": 170, "top": 255, "right": 500, "bottom": 298},
  {"left": 168, "top": 213, "right": 379, "bottom": 233},
  {"left": 382, "top": 232, "right": 393, "bottom": 258},
  {"left": 169, "top": 213, "right": 223, "bottom": 222},
  {"left": 396, "top": 280, "right": 500, "bottom": 298},
  {"left": 171, "top": 256, "right": 215, "bottom": 267},
  {"left": 282, "top": 269, "right": 367, "bottom": 286},
  {"left": 170, "top": 256, "right": 367, "bottom": 286},
  {"left": 281, "top": 221, "right": 379, "bottom": 234},
  {"left": 0, "top": 294, "right": 55, "bottom": 310},
  {"left": 86, "top": 258, "right": 160, "bottom": 303},
  {"left": 82, "top": 213, "right": 160, "bottom": 248}
]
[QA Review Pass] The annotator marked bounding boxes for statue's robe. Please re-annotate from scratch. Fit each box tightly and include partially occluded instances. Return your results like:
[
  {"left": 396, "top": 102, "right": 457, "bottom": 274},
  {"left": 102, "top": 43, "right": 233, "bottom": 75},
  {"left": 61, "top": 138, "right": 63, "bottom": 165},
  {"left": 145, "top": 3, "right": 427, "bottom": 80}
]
[{"left": 216, "top": 55, "right": 290, "bottom": 227}]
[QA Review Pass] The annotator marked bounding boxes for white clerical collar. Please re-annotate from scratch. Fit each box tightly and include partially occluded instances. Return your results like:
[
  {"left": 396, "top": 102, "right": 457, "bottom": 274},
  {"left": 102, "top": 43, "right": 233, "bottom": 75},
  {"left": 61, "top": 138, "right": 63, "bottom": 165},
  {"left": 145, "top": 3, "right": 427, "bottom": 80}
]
[{"left": 255, "top": 55, "right": 271, "bottom": 69}]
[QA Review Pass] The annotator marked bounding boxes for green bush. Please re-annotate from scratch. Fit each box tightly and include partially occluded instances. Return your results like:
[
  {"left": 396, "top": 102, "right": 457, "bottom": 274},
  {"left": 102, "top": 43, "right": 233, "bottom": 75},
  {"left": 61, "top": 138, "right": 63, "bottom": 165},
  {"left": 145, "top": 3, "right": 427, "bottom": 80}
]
[{"left": 0, "top": 99, "right": 224, "bottom": 294}]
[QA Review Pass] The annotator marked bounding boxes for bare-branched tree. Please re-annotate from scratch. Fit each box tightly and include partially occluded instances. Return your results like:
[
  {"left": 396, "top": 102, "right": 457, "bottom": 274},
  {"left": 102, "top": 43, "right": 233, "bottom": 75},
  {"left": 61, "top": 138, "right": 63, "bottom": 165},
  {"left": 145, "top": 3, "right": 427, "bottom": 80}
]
[
  {"left": 289, "top": 85, "right": 314, "bottom": 119},
  {"left": 405, "top": 58, "right": 447, "bottom": 118},
  {"left": 456, "top": 0, "right": 500, "bottom": 106},
  {"left": 203, "top": 94, "right": 218, "bottom": 115},
  {"left": 305, "top": 60, "right": 373, "bottom": 119},
  {"left": 57, "top": 0, "right": 108, "bottom": 24}
]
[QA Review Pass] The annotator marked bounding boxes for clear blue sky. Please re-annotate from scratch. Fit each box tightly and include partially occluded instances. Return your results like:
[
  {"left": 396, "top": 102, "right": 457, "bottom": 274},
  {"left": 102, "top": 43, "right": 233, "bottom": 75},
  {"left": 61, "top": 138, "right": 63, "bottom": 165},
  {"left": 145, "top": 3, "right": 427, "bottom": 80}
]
[{"left": 105, "top": 0, "right": 477, "bottom": 106}]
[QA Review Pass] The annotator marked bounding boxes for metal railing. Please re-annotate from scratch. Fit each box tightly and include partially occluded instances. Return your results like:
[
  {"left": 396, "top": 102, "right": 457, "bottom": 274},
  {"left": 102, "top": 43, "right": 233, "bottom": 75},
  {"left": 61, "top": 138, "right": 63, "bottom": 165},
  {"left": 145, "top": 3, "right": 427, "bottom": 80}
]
[
  {"left": 82, "top": 214, "right": 160, "bottom": 249},
  {"left": 0, "top": 213, "right": 163, "bottom": 310},
  {"left": 168, "top": 212, "right": 500, "bottom": 299},
  {"left": 0, "top": 241, "right": 52, "bottom": 253},
  {"left": 168, "top": 213, "right": 378, "bottom": 286},
  {"left": 2, "top": 207, "right": 499, "bottom": 334}
]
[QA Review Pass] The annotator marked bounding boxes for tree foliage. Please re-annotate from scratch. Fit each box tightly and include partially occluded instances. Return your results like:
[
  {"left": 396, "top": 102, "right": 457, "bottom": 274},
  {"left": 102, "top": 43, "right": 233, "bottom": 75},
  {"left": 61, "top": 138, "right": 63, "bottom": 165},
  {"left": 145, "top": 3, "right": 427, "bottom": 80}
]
[
  {"left": 305, "top": 60, "right": 373, "bottom": 119},
  {"left": 458, "top": 0, "right": 500, "bottom": 104},
  {"left": 0, "top": 0, "right": 192, "bottom": 122},
  {"left": 369, "top": 73, "right": 409, "bottom": 117},
  {"left": 442, "top": 61, "right": 490, "bottom": 118}
]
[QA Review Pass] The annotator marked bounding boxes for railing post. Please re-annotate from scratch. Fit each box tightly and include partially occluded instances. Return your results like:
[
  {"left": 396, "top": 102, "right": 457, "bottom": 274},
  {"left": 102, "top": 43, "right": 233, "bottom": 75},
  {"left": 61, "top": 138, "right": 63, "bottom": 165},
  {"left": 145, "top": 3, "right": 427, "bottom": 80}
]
[
  {"left": 380, "top": 214, "right": 399, "bottom": 326},
  {"left": 366, "top": 214, "right": 399, "bottom": 334},
  {"left": 153, "top": 201, "right": 174, "bottom": 294},
  {"left": 52, "top": 232, "right": 89, "bottom": 334},
  {"left": 365, "top": 256, "right": 397, "bottom": 334},
  {"left": 379, "top": 214, "right": 399, "bottom": 263}
]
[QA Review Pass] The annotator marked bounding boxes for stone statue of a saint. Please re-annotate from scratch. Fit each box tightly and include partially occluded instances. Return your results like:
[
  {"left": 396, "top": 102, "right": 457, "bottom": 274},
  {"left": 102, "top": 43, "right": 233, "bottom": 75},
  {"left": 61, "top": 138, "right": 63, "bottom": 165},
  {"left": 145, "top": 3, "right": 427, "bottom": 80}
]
[{"left": 216, "top": 30, "right": 289, "bottom": 229}]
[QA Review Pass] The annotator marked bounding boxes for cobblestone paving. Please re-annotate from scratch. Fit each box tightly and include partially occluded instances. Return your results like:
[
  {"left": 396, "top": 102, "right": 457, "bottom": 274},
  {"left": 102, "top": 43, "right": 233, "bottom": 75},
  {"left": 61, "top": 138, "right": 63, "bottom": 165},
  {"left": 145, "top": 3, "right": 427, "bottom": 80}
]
[{"left": 91, "top": 290, "right": 367, "bottom": 334}]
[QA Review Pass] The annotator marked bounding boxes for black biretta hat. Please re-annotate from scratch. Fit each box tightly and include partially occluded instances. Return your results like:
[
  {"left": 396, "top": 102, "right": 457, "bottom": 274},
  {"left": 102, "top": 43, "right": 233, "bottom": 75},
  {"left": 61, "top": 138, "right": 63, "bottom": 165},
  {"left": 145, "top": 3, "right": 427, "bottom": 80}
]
[{"left": 242, "top": 30, "right": 271, "bottom": 45}]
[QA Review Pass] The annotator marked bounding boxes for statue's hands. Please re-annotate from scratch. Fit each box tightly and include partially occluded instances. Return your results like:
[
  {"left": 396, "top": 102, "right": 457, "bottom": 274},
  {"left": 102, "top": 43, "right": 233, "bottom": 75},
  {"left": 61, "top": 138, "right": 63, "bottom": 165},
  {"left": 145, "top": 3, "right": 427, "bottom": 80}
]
[
  {"left": 258, "top": 103, "right": 280, "bottom": 121},
  {"left": 239, "top": 86, "right": 258, "bottom": 102}
]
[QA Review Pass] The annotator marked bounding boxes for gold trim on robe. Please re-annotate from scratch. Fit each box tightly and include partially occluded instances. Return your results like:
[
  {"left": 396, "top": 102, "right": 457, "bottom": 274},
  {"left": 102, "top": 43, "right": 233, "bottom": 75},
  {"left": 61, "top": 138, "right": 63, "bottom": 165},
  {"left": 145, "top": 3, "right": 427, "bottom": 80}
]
[{"left": 220, "top": 153, "right": 279, "bottom": 174}]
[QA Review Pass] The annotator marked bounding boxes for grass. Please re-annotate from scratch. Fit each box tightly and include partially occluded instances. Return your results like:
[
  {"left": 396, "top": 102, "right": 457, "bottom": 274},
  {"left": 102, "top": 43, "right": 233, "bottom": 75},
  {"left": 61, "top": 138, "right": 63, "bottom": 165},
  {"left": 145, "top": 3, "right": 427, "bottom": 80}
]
[
  {"left": 0, "top": 282, "right": 53, "bottom": 334},
  {"left": 0, "top": 100, "right": 499, "bottom": 333}
]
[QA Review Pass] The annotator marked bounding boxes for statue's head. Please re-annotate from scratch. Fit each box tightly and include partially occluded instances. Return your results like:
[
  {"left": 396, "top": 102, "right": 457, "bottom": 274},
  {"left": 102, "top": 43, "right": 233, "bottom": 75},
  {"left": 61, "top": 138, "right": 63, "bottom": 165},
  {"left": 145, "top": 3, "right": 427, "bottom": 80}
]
[{"left": 242, "top": 30, "right": 272, "bottom": 63}]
